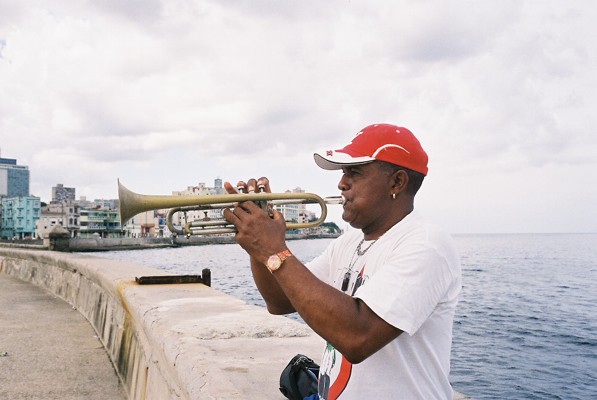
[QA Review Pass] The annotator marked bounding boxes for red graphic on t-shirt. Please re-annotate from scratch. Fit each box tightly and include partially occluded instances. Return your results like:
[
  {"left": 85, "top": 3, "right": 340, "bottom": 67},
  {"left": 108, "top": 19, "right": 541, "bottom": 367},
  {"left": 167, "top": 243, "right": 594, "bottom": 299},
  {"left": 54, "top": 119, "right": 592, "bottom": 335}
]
[
  {"left": 327, "top": 356, "right": 352, "bottom": 400},
  {"left": 319, "top": 264, "right": 369, "bottom": 399}
]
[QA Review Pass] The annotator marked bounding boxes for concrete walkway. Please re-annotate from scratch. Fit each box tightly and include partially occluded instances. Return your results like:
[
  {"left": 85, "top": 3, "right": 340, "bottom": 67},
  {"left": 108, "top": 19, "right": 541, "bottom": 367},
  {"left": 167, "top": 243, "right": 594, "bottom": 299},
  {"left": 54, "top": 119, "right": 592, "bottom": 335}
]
[{"left": 0, "top": 273, "right": 125, "bottom": 400}]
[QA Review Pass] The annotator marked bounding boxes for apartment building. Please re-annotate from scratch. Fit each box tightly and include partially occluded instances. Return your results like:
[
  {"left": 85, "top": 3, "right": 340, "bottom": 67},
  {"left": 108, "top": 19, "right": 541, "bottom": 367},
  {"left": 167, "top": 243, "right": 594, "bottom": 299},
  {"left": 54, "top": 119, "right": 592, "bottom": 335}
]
[
  {"left": 36, "top": 201, "right": 81, "bottom": 238},
  {"left": 0, "top": 157, "right": 30, "bottom": 198},
  {"left": 169, "top": 179, "right": 226, "bottom": 235},
  {"left": 79, "top": 208, "right": 121, "bottom": 238},
  {"left": 121, "top": 209, "right": 167, "bottom": 238},
  {"left": 52, "top": 183, "right": 76, "bottom": 202},
  {"left": 1, "top": 196, "right": 41, "bottom": 239},
  {"left": 273, "top": 186, "right": 315, "bottom": 225}
]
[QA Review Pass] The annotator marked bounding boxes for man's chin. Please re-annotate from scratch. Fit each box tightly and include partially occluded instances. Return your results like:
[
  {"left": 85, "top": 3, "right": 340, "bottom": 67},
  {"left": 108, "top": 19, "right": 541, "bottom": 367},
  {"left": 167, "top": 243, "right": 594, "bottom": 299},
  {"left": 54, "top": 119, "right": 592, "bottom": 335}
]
[{"left": 342, "top": 215, "right": 361, "bottom": 230}]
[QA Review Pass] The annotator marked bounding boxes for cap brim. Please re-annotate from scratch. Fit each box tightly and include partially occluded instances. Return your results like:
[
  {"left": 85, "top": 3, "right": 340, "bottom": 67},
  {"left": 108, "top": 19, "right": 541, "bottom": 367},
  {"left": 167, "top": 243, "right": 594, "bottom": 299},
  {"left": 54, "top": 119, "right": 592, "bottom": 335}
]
[{"left": 313, "top": 152, "right": 375, "bottom": 170}]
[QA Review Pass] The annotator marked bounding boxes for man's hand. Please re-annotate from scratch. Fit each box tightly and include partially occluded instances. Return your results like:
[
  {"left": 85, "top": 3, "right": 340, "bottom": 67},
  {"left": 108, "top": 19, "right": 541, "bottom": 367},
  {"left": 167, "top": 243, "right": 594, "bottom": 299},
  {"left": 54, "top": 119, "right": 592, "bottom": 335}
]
[{"left": 222, "top": 177, "right": 288, "bottom": 265}]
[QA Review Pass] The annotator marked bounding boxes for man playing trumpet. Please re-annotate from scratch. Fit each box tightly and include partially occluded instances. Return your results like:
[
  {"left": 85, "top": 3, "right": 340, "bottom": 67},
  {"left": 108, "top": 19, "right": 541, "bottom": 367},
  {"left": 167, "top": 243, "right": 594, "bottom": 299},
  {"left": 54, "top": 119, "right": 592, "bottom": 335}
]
[{"left": 223, "top": 123, "right": 461, "bottom": 400}]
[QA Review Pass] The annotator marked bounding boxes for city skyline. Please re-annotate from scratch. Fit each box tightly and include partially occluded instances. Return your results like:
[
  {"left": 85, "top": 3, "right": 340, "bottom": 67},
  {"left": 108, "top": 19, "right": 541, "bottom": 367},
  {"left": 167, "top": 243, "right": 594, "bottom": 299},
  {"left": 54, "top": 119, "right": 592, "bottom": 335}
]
[{"left": 0, "top": 157, "right": 328, "bottom": 240}]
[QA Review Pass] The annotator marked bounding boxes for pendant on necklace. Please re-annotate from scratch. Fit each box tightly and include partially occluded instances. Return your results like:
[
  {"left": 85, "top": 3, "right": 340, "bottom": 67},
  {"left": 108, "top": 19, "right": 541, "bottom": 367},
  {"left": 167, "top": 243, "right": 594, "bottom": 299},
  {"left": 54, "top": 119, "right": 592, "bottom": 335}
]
[
  {"left": 341, "top": 271, "right": 351, "bottom": 291},
  {"left": 342, "top": 238, "right": 377, "bottom": 292}
]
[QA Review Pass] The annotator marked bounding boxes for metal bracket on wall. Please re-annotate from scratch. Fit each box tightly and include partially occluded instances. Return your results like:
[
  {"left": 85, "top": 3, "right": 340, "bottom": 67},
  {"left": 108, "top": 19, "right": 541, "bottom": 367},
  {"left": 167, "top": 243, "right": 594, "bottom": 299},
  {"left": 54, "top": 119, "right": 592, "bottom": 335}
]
[{"left": 135, "top": 268, "right": 211, "bottom": 286}]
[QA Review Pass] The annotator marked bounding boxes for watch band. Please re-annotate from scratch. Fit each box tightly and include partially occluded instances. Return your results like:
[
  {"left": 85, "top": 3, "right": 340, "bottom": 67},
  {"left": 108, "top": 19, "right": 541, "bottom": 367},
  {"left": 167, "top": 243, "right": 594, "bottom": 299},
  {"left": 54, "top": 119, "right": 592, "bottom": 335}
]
[
  {"left": 266, "top": 249, "right": 293, "bottom": 273},
  {"left": 277, "top": 249, "right": 293, "bottom": 263}
]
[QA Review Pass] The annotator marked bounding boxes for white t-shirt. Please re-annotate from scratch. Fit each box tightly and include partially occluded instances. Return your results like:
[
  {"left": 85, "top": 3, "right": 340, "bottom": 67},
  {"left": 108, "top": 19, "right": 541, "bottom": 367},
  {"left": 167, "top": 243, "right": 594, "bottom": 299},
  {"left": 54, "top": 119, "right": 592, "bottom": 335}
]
[{"left": 307, "top": 211, "right": 461, "bottom": 399}]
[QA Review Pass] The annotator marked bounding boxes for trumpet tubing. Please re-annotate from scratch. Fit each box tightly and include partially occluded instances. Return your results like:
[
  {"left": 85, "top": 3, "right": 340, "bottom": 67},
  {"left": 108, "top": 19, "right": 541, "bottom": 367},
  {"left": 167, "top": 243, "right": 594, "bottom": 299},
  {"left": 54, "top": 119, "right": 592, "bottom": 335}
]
[{"left": 117, "top": 180, "right": 342, "bottom": 236}]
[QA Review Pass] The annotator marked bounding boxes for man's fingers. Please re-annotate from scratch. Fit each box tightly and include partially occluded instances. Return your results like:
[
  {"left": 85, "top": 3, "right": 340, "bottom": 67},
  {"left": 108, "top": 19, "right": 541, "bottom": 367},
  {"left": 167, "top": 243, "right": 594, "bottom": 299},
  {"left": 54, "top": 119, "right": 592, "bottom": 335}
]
[
  {"left": 226, "top": 178, "right": 271, "bottom": 193},
  {"left": 236, "top": 180, "right": 247, "bottom": 193},
  {"left": 222, "top": 207, "right": 234, "bottom": 222},
  {"left": 246, "top": 178, "right": 258, "bottom": 193},
  {"left": 257, "top": 177, "right": 271, "bottom": 193},
  {"left": 224, "top": 181, "right": 240, "bottom": 194},
  {"left": 223, "top": 206, "right": 243, "bottom": 223}
]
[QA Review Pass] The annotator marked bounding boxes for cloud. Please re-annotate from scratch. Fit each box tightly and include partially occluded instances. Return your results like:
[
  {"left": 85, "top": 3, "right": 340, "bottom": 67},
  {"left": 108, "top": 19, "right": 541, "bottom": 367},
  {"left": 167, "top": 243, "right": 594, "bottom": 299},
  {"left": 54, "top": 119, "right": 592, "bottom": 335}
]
[
  {"left": 1, "top": 0, "right": 596, "bottom": 233},
  {"left": 89, "top": 0, "right": 165, "bottom": 26}
]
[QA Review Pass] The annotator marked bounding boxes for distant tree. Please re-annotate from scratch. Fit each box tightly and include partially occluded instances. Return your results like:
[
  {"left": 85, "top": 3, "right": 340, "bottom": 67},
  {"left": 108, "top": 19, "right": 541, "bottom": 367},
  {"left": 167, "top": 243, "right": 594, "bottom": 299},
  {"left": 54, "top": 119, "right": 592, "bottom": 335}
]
[{"left": 321, "top": 222, "right": 341, "bottom": 234}]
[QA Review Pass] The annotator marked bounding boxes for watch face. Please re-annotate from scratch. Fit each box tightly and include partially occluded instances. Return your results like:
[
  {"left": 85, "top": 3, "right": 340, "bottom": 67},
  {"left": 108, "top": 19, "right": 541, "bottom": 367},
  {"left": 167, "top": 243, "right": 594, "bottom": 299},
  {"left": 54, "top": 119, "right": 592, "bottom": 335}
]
[{"left": 267, "top": 255, "right": 282, "bottom": 271}]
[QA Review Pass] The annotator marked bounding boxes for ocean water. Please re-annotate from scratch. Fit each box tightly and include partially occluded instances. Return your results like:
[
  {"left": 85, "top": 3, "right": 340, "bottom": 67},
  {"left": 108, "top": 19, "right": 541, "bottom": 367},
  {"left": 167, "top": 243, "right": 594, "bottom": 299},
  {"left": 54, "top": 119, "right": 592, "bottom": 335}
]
[
  {"left": 98, "top": 233, "right": 597, "bottom": 399},
  {"left": 450, "top": 234, "right": 596, "bottom": 400}
]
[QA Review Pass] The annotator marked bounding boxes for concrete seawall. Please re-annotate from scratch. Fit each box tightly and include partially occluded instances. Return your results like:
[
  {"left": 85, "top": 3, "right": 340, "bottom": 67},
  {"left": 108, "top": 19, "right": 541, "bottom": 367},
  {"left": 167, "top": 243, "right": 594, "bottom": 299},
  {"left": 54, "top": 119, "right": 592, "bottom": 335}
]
[
  {"left": 0, "top": 248, "right": 324, "bottom": 399},
  {"left": 0, "top": 247, "right": 470, "bottom": 399},
  {"left": 0, "top": 233, "right": 341, "bottom": 252},
  {"left": 67, "top": 234, "right": 339, "bottom": 252}
]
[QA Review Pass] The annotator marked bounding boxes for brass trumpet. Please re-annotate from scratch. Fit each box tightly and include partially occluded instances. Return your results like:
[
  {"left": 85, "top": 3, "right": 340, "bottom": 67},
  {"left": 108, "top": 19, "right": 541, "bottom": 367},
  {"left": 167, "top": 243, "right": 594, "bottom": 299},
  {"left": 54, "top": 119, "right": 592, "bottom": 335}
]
[{"left": 118, "top": 180, "right": 343, "bottom": 236}]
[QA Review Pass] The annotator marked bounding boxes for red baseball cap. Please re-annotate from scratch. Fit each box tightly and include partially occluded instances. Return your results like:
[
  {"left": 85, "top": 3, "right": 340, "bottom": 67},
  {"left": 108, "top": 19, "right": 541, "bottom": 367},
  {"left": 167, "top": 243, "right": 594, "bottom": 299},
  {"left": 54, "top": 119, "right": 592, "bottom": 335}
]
[{"left": 313, "top": 123, "right": 429, "bottom": 175}]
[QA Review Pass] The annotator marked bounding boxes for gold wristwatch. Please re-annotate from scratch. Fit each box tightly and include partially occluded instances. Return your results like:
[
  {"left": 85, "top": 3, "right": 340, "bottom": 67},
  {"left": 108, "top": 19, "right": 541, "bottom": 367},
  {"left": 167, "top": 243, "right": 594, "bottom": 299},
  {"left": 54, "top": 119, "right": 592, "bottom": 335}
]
[{"left": 266, "top": 249, "right": 293, "bottom": 273}]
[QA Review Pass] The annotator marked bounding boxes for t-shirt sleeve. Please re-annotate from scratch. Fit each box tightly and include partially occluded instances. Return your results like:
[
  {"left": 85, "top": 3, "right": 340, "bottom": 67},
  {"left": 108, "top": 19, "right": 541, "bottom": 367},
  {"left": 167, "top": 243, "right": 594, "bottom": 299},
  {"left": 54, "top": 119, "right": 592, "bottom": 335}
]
[
  {"left": 305, "top": 250, "right": 332, "bottom": 283},
  {"left": 353, "top": 242, "right": 455, "bottom": 335}
]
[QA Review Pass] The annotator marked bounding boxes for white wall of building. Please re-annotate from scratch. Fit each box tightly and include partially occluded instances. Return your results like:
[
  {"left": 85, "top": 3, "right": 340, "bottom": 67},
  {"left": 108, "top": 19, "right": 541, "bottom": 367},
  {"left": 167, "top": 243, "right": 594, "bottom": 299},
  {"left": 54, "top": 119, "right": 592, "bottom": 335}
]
[{"left": 0, "top": 169, "right": 7, "bottom": 196}]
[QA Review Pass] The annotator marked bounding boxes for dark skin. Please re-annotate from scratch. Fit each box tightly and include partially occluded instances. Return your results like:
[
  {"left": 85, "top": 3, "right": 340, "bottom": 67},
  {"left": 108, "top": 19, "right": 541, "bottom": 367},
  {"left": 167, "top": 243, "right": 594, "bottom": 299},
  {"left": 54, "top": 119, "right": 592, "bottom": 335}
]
[{"left": 222, "top": 161, "right": 415, "bottom": 364}]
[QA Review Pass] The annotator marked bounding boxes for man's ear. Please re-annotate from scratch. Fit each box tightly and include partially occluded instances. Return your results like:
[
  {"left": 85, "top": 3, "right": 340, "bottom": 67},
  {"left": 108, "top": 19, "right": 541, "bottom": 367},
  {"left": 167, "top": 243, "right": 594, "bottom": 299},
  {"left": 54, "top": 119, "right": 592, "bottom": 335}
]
[{"left": 393, "top": 169, "right": 409, "bottom": 194}]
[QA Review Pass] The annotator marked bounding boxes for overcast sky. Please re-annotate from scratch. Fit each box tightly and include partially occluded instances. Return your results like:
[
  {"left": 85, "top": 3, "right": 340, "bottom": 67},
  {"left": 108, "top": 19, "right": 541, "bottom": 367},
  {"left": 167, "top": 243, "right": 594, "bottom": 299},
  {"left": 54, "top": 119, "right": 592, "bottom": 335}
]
[{"left": 1, "top": 0, "right": 595, "bottom": 234}]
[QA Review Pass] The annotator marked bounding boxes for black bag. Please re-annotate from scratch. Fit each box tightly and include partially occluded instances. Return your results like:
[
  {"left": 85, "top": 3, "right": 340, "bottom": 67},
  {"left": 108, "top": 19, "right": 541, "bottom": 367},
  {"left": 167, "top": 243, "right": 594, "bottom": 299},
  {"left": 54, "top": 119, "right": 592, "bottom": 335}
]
[{"left": 279, "top": 354, "right": 320, "bottom": 400}]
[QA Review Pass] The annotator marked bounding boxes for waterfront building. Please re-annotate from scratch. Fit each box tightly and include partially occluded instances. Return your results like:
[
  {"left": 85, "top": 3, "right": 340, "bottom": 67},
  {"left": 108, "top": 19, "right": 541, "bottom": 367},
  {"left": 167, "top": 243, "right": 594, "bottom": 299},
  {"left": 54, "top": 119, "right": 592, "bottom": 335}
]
[
  {"left": 214, "top": 177, "right": 224, "bottom": 193},
  {"left": 78, "top": 208, "right": 121, "bottom": 238},
  {"left": 36, "top": 201, "right": 81, "bottom": 238},
  {"left": 0, "top": 157, "right": 30, "bottom": 198},
  {"left": 121, "top": 209, "right": 167, "bottom": 238},
  {"left": 274, "top": 187, "right": 311, "bottom": 224},
  {"left": 93, "top": 198, "right": 118, "bottom": 210},
  {"left": 52, "top": 183, "right": 76, "bottom": 202},
  {"left": 74, "top": 196, "right": 118, "bottom": 210},
  {"left": 75, "top": 196, "right": 94, "bottom": 209},
  {"left": 1, "top": 196, "right": 41, "bottom": 239},
  {"left": 169, "top": 179, "right": 226, "bottom": 234}
]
